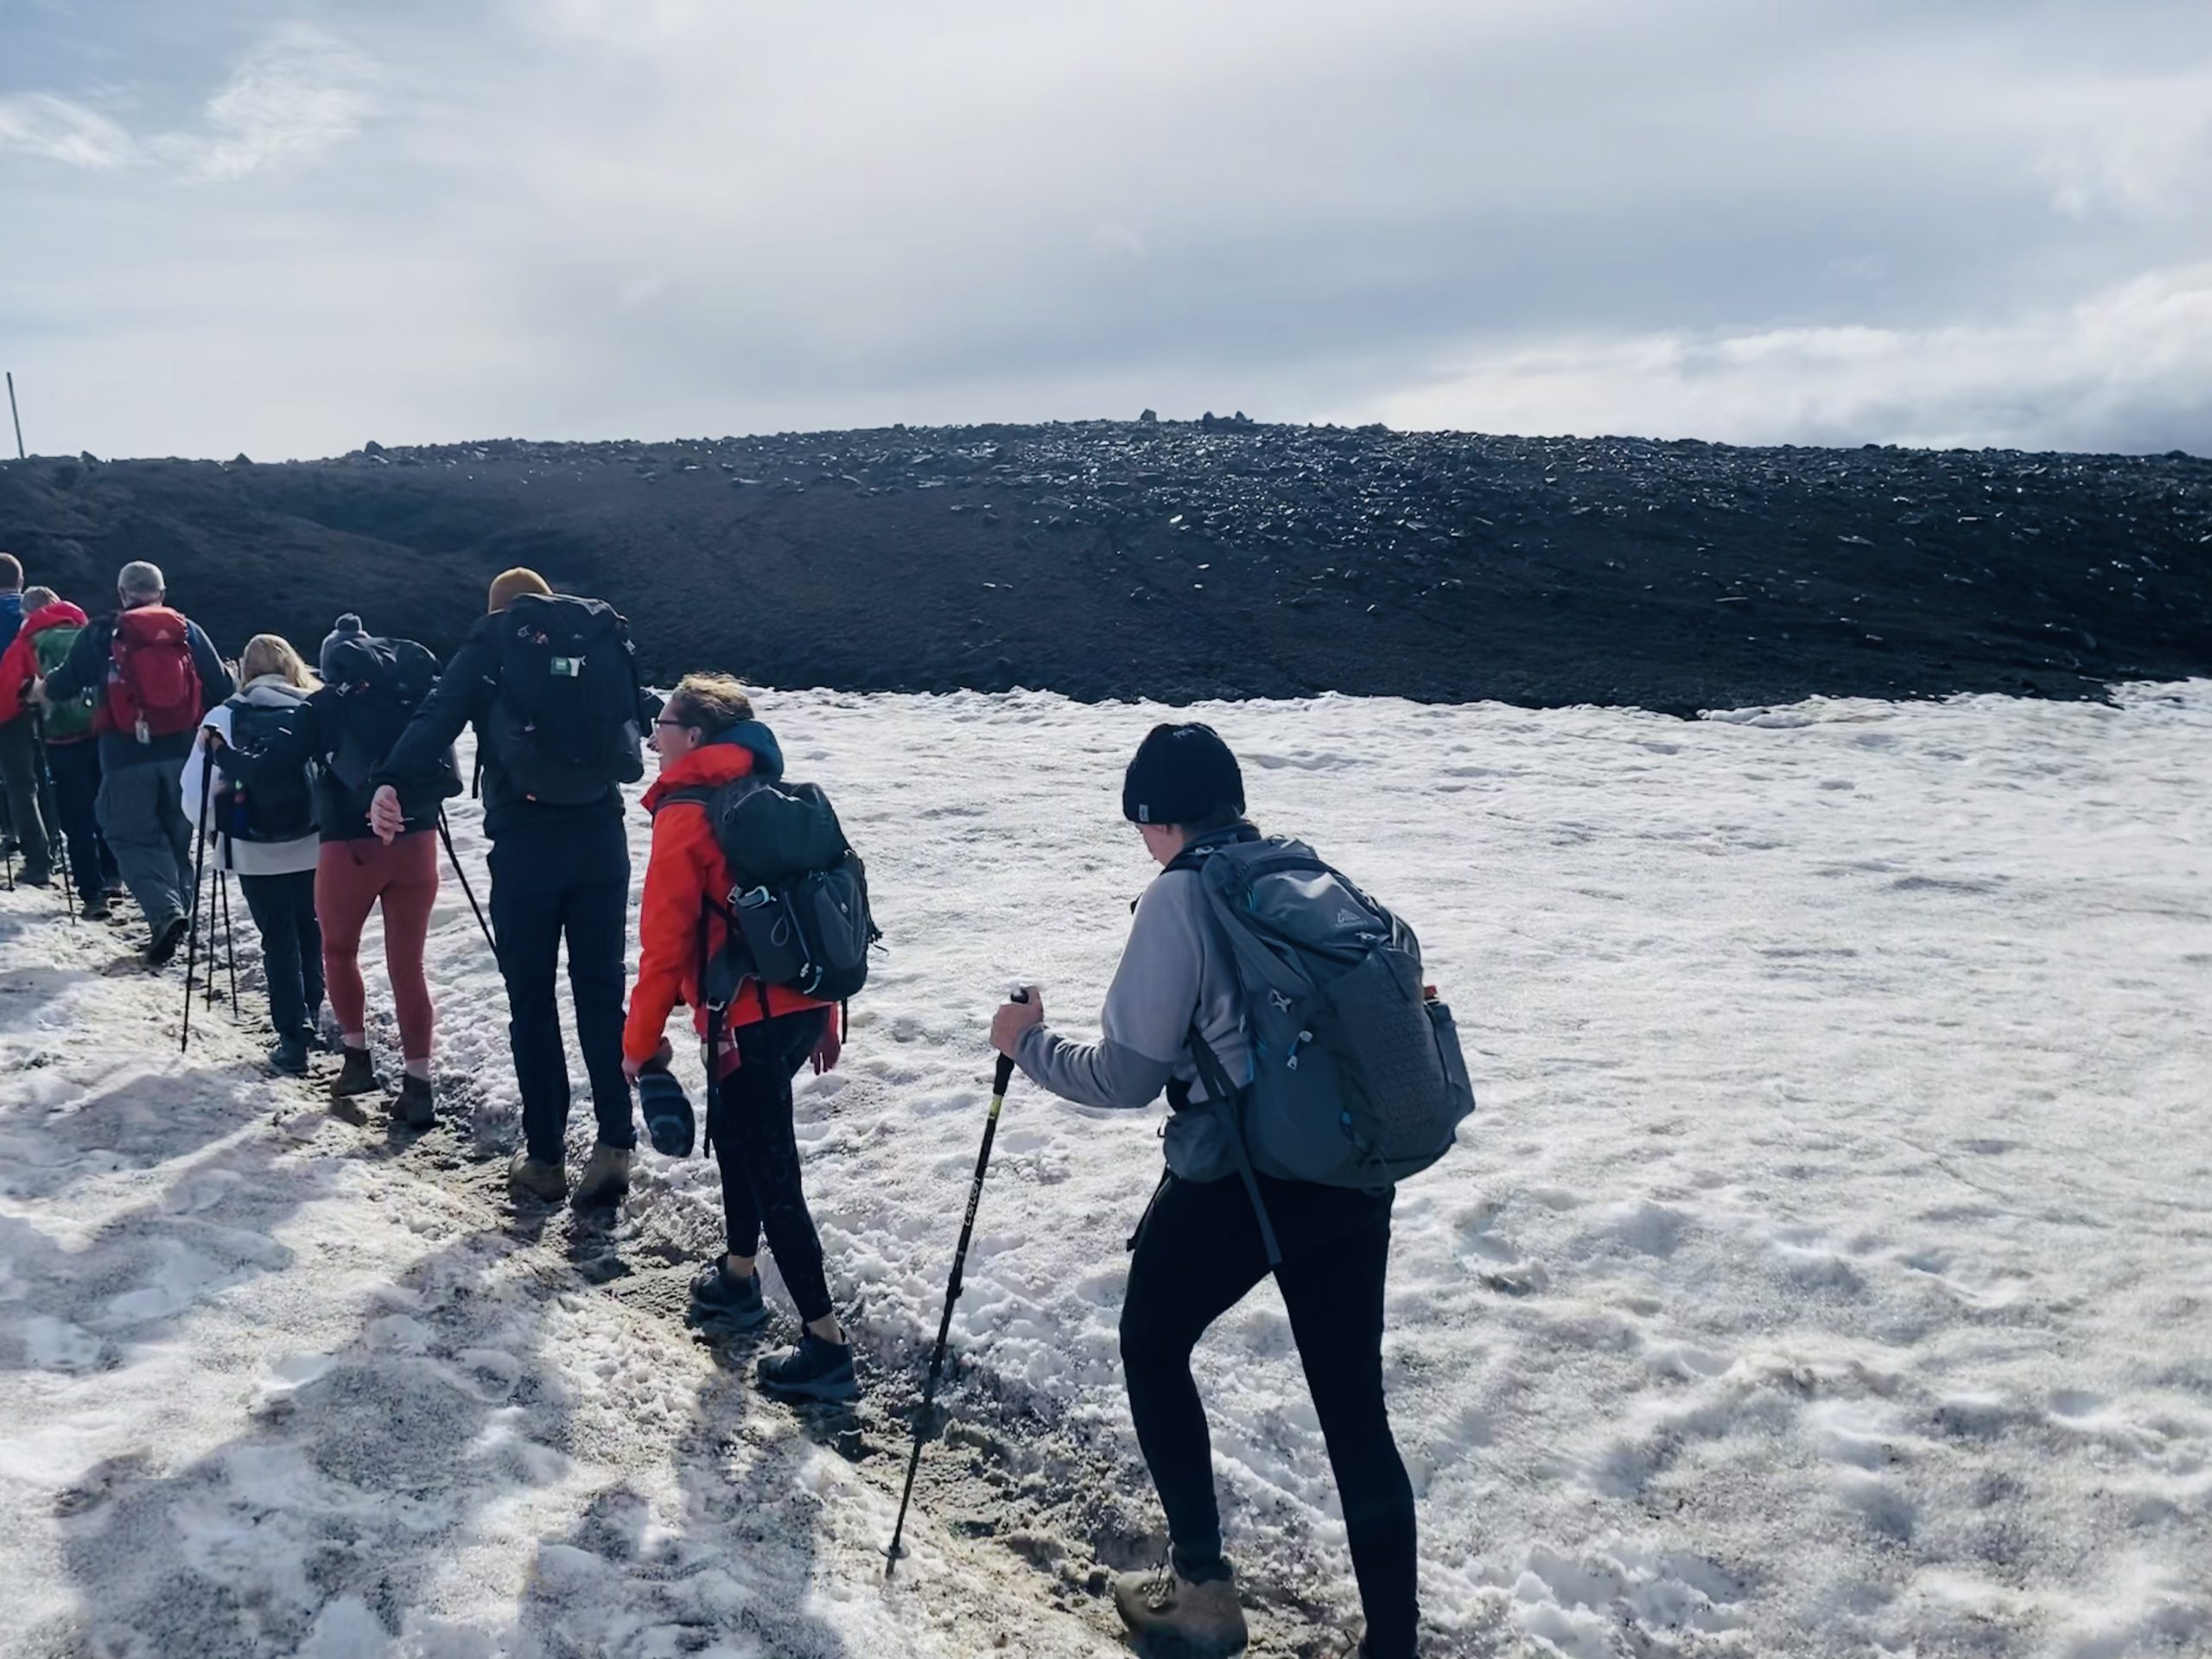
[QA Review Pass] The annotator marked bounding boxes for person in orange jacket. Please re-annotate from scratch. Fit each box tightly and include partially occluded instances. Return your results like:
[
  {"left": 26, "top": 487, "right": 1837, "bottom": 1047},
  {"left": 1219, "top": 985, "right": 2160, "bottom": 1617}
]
[{"left": 621, "top": 672, "right": 855, "bottom": 1402}]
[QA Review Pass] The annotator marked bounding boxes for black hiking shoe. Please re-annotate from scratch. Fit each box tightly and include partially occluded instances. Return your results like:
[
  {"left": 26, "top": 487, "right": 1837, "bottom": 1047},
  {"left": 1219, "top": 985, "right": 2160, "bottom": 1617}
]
[
  {"left": 268, "top": 1035, "right": 310, "bottom": 1076},
  {"left": 333, "top": 1046, "right": 378, "bottom": 1097},
  {"left": 757, "top": 1331, "right": 859, "bottom": 1403},
  {"left": 22, "top": 866, "right": 52, "bottom": 889},
  {"left": 689, "top": 1262, "right": 769, "bottom": 1332},
  {"left": 80, "top": 890, "right": 112, "bottom": 921},
  {"left": 396, "top": 1074, "right": 435, "bottom": 1129},
  {"left": 145, "top": 913, "right": 189, "bottom": 968}
]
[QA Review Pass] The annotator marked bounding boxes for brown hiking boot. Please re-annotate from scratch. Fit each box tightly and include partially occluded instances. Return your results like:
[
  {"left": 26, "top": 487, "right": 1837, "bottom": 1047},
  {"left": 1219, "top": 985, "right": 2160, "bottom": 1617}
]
[
  {"left": 570, "top": 1141, "right": 632, "bottom": 1209},
  {"left": 508, "top": 1152, "right": 569, "bottom": 1203},
  {"left": 1111, "top": 1560, "right": 1249, "bottom": 1657}
]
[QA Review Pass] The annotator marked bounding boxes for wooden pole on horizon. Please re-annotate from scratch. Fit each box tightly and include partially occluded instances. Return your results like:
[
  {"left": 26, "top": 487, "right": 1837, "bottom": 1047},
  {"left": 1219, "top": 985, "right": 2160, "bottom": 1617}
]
[{"left": 5, "top": 372, "right": 22, "bottom": 460}]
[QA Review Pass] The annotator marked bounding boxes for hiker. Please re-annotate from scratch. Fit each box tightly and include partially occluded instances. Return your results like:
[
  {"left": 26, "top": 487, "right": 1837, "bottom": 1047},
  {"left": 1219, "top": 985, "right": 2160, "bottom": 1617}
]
[
  {"left": 222, "top": 617, "right": 457, "bottom": 1122},
  {"left": 991, "top": 723, "right": 1432, "bottom": 1659},
  {"left": 0, "top": 585, "right": 118, "bottom": 915},
  {"left": 181, "top": 634, "right": 327, "bottom": 1076},
  {"left": 370, "top": 568, "right": 656, "bottom": 1206},
  {"left": 620, "top": 673, "right": 855, "bottom": 1402},
  {"left": 36, "top": 561, "right": 234, "bottom": 963},
  {"left": 0, "top": 553, "right": 58, "bottom": 888}
]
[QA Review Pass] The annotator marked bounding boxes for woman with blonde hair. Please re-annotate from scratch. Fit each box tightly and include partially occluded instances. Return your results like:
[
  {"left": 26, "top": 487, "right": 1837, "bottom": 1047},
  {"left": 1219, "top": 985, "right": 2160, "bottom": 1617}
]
[{"left": 183, "top": 632, "right": 326, "bottom": 1073}]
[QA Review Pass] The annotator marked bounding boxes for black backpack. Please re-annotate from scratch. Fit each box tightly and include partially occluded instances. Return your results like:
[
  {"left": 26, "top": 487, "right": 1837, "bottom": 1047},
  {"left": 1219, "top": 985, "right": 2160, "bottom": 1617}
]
[
  {"left": 483, "top": 594, "right": 645, "bottom": 804},
  {"left": 663, "top": 775, "right": 880, "bottom": 1011},
  {"left": 218, "top": 700, "right": 317, "bottom": 845},
  {"left": 325, "top": 637, "right": 459, "bottom": 817}
]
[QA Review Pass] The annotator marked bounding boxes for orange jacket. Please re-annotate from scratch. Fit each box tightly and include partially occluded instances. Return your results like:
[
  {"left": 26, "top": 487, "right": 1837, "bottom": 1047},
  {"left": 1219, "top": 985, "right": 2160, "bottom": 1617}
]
[
  {"left": 0, "top": 601, "right": 90, "bottom": 728},
  {"left": 622, "top": 734, "right": 831, "bottom": 1065}
]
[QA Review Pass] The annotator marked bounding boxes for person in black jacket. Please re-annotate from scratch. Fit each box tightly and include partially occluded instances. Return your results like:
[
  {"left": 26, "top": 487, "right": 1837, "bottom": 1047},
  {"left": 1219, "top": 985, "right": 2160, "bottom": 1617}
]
[
  {"left": 370, "top": 567, "right": 658, "bottom": 1208},
  {"left": 38, "top": 561, "right": 235, "bottom": 964}
]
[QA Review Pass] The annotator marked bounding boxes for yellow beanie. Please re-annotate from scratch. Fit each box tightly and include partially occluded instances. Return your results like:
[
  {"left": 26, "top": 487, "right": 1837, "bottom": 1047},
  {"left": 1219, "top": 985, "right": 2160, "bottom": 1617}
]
[{"left": 487, "top": 567, "right": 552, "bottom": 613}]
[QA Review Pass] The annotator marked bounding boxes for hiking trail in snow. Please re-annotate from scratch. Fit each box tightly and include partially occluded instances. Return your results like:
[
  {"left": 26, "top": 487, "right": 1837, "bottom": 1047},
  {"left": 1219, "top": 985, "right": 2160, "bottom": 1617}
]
[{"left": 4, "top": 683, "right": 2210, "bottom": 1657}]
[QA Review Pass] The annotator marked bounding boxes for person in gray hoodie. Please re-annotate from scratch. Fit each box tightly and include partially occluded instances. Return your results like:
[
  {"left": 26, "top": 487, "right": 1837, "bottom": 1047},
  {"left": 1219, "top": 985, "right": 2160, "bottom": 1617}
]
[
  {"left": 182, "top": 634, "right": 326, "bottom": 1075},
  {"left": 992, "top": 722, "right": 1418, "bottom": 1659}
]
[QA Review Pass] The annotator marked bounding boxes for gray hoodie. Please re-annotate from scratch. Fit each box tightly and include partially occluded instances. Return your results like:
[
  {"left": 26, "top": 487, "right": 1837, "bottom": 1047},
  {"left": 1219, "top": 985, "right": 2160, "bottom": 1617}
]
[{"left": 1014, "top": 859, "right": 1254, "bottom": 1184}]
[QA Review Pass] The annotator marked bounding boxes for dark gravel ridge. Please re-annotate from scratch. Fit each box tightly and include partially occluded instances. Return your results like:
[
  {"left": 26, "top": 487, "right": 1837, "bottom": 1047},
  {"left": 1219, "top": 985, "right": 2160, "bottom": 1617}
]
[{"left": 3, "top": 420, "right": 2206, "bottom": 712}]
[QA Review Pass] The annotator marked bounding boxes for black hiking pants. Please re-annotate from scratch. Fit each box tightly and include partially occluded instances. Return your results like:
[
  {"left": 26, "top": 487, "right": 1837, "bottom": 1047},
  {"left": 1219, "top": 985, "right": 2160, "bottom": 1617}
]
[
  {"left": 1121, "top": 1171, "right": 1419, "bottom": 1659},
  {"left": 488, "top": 812, "right": 635, "bottom": 1165},
  {"left": 45, "top": 740, "right": 118, "bottom": 899},
  {"left": 711, "top": 1007, "right": 834, "bottom": 1325}
]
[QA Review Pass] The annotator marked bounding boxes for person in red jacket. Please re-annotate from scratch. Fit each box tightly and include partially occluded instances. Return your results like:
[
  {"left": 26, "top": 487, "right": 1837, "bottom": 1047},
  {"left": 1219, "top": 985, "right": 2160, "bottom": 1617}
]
[
  {"left": 622, "top": 672, "right": 854, "bottom": 1403},
  {"left": 0, "top": 586, "right": 115, "bottom": 911}
]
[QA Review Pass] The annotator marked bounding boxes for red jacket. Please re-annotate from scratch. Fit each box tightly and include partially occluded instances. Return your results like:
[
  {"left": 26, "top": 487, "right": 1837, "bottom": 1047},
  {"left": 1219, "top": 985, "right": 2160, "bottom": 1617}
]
[
  {"left": 0, "top": 601, "right": 91, "bottom": 728},
  {"left": 623, "top": 735, "right": 831, "bottom": 1066}
]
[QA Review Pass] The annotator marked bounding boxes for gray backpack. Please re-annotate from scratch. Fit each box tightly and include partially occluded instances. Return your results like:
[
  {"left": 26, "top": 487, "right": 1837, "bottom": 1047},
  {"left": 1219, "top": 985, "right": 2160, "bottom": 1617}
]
[{"left": 1181, "top": 835, "right": 1474, "bottom": 1262}]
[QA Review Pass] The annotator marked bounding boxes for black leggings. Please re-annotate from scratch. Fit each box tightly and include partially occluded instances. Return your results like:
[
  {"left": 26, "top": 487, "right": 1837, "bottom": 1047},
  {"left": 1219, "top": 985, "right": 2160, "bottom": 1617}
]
[
  {"left": 1121, "top": 1172, "right": 1419, "bottom": 1659},
  {"left": 712, "top": 1007, "right": 834, "bottom": 1324}
]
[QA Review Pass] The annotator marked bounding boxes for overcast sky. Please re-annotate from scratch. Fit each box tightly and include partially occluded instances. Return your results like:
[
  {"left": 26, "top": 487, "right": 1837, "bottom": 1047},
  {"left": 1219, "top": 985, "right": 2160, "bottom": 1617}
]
[{"left": 3, "top": 0, "right": 2209, "bottom": 460}]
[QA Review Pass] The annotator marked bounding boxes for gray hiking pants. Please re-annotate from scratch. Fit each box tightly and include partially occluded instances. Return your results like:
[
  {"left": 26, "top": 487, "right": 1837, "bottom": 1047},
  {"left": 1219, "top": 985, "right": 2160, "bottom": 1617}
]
[
  {"left": 0, "top": 717, "right": 53, "bottom": 880},
  {"left": 97, "top": 759, "right": 194, "bottom": 931}
]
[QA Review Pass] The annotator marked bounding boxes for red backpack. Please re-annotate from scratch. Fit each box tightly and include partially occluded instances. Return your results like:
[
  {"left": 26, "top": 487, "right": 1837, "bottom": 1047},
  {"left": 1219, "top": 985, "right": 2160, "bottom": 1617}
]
[{"left": 105, "top": 607, "right": 204, "bottom": 741}]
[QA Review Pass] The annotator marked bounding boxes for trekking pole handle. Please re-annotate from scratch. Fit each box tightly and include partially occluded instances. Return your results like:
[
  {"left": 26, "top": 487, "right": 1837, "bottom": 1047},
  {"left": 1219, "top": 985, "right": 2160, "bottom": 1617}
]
[{"left": 992, "top": 987, "right": 1028, "bottom": 1099}]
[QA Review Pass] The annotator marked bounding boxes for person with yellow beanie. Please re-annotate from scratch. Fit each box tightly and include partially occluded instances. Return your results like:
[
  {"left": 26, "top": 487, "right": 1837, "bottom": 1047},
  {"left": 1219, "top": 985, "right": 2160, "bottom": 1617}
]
[{"left": 372, "top": 566, "right": 660, "bottom": 1207}]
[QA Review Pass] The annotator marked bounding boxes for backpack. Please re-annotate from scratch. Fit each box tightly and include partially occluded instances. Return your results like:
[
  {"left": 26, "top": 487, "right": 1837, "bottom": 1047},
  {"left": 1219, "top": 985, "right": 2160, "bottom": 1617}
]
[
  {"left": 323, "top": 635, "right": 460, "bottom": 817},
  {"left": 217, "top": 699, "right": 318, "bottom": 845},
  {"left": 105, "top": 607, "right": 204, "bottom": 741},
  {"left": 32, "top": 625, "right": 97, "bottom": 741},
  {"left": 482, "top": 594, "right": 645, "bottom": 804},
  {"left": 1179, "top": 836, "right": 1474, "bottom": 1262},
  {"left": 664, "top": 774, "right": 880, "bottom": 1009}
]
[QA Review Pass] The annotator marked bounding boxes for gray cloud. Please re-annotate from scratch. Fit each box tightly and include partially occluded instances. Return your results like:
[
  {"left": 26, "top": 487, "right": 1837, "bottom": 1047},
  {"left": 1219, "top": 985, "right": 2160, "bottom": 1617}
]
[{"left": 2, "top": 0, "right": 2208, "bottom": 459}]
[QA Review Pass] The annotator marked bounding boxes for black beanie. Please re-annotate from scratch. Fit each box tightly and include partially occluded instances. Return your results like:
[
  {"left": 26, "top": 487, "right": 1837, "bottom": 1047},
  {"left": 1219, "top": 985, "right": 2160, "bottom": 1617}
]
[
  {"left": 1122, "top": 722, "right": 1244, "bottom": 826},
  {"left": 319, "top": 613, "right": 378, "bottom": 686}
]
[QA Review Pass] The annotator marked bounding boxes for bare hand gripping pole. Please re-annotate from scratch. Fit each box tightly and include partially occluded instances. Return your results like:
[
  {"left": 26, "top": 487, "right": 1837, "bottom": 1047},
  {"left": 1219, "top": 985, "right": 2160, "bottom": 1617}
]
[{"left": 885, "top": 989, "right": 1027, "bottom": 1574}]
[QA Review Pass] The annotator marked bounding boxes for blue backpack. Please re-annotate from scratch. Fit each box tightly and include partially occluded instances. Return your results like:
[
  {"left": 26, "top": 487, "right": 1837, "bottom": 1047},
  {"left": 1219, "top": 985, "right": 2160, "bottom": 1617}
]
[{"left": 1181, "top": 836, "right": 1474, "bottom": 1262}]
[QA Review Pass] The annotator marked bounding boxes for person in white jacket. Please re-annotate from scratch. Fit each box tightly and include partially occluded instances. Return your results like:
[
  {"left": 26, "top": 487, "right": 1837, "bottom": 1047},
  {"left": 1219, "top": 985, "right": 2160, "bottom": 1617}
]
[{"left": 181, "top": 635, "right": 326, "bottom": 1074}]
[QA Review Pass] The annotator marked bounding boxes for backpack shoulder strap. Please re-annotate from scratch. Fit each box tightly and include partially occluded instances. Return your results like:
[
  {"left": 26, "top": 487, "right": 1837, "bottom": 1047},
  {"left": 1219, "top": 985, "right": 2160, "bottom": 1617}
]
[{"left": 651, "top": 784, "right": 716, "bottom": 818}]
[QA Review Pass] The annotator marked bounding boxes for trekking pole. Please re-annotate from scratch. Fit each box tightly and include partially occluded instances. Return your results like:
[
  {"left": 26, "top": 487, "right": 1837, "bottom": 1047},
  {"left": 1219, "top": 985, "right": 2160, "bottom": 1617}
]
[
  {"left": 29, "top": 707, "right": 74, "bottom": 922},
  {"left": 181, "top": 745, "right": 214, "bottom": 1052},
  {"left": 437, "top": 807, "right": 497, "bottom": 953},
  {"left": 218, "top": 868, "right": 238, "bottom": 1009},
  {"left": 886, "top": 989, "right": 1027, "bottom": 1575}
]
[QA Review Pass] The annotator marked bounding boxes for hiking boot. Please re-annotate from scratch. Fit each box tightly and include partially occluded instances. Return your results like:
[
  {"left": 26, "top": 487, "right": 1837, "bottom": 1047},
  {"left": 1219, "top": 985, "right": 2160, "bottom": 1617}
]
[
  {"left": 1111, "top": 1560, "right": 1249, "bottom": 1657},
  {"left": 268, "top": 1034, "right": 311, "bottom": 1077},
  {"left": 396, "top": 1073, "right": 435, "bottom": 1129},
  {"left": 570, "top": 1141, "right": 632, "bottom": 1209},
  {"left": 333, "top": 1046, "right": 378, "bottom": 1097},
  {"left": 145, "top": 912, "right": 189, "bottom": 968},
  {"left": 757, "top": 1330, "right": 859, "bottom": 1403},
  {"left": 509, "top": 1152, "right": 569, "bottom": 1204},
  {"left": 22, "top": 866, "right": 52, "bottom": 889},
  {"left": 80, "top": 889, "right": 112, "bottom": 921},
  {"left": 689, "top": 1261, "right": 769, "bottom": 1332}
]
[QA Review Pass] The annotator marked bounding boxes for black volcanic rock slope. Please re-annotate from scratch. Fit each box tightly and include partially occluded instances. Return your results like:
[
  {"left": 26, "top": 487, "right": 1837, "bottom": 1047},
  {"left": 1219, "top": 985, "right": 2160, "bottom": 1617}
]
[{"left": 2, "top": 423, "right": 2206, "bottom": 712}]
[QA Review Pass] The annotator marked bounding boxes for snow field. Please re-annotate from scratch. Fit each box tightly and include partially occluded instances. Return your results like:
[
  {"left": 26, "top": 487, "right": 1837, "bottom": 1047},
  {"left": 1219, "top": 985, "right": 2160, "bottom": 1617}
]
[
  {"left": 0, "top": 894, "right": 1127, "bottom": 1656},
  {"left": 3, "top": 679, "right": 2209, "bottom": 1656},
  {"left": 556, "top": 682, "right": 2206, "bottom": 1657}
]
